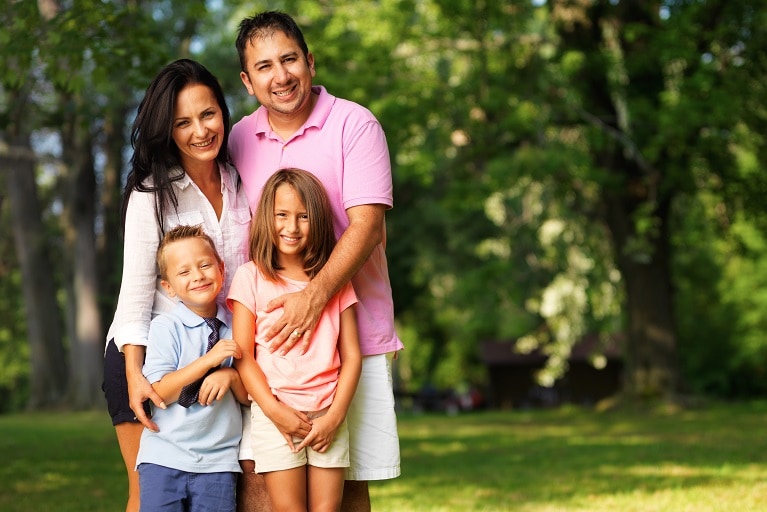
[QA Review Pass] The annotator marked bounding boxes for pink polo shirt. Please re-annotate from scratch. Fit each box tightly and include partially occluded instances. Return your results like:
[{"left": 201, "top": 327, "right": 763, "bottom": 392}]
[
  {"left": 227, "top": 262, "right": 357, "bottom": 411},
  {"left": 230, "top": 86, "right": 403, "bottom": 356}
]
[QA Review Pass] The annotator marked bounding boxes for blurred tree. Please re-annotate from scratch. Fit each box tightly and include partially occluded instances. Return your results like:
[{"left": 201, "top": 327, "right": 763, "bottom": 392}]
[
  {"left": 543, "top": 0, "right": 767, "bottom": 399},
  {"left": 1, "top": 0, "right": 68, "bottom": 408},
  {"left": 0, "top": 0, "right": 206, "bottom": 409}
]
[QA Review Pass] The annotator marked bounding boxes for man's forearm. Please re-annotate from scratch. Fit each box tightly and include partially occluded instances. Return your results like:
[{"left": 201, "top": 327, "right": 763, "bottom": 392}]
[{"left": 305, "top": 205, "right": 384, "bottom": 301}]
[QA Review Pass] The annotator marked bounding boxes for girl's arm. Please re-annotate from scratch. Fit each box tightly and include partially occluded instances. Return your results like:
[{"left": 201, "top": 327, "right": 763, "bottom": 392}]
[
  {"left": 231, "top": 300, "right": 312, "bottom": 440},
  {"left": 326, "top": 305, "right": 362, "bottom": 424},
  {"left": 296, "top": 304, "right": 362, "bottom": 453},
  {"left": 225, "top": 367, "right": 251, "bottom": 406}
]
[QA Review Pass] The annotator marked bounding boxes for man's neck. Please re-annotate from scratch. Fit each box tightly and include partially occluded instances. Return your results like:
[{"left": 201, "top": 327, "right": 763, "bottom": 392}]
[{"left": 267, "top": 90, "right": 319, "bottom": 140}]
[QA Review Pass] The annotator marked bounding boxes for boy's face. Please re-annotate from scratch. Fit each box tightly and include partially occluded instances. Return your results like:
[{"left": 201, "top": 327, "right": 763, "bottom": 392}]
[{"left": 160, "top": 237, "right": 223, "bottom": 318}]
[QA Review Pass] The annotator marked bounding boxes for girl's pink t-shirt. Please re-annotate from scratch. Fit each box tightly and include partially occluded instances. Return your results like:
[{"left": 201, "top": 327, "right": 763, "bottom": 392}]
[{"left": 227, "top": 261, "right": 357, "bottom": 412}]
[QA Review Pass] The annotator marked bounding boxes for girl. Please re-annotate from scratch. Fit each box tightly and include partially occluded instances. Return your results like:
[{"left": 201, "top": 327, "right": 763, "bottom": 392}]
[{"left": 228, "top": 168, "right": 362, "bottom": 512}]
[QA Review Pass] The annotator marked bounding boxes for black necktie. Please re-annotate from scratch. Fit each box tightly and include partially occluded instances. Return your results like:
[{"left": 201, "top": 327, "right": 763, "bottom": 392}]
[{"left": 177, "top": 317, "right": 223, "bottom": 408}]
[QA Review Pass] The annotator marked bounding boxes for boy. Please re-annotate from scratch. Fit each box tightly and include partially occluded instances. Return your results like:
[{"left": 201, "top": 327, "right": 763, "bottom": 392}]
[{"left": 136, "top": 225, "right": 250, "bottom": 512}]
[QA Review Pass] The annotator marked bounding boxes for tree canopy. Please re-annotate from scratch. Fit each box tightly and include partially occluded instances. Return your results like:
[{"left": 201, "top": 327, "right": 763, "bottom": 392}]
[{"left": 2, "top": 0, "right": 767, "bottom": 411}]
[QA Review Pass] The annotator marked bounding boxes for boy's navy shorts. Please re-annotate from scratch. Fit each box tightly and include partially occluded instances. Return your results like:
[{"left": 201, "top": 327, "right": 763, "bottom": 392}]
[{"left": 102, "top": 338, "right": 150, "bottom": 425}]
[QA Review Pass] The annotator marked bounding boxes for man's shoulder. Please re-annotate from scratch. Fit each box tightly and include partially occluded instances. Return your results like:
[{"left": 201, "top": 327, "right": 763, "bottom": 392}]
[
  {"left": 232, "top": 107, "right": 265, "bottom": 133},
  {"left": 314, "top": 86, "right": 377, "bottom": 123},
  {"left": 330, "top": 96, "right": 377, "bottom": 122}
]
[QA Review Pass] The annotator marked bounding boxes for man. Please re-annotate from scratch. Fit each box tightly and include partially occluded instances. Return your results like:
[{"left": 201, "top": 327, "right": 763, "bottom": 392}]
[{"left": 230, "top": 10, "right": 403, "bottom": 512}]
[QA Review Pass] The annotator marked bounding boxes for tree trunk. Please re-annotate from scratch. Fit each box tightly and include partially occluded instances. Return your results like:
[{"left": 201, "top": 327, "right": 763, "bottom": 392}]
[
  {"left": 61, "top": 97, "right": 105, "bottom": 409},
  {"left": 551, "top": 0, "right": 680, "bottom": 400},
  {"left": 1, "top": 133, "right": 68, "bottom": 408},
  {"left": 604, "top": 191, "right": 679, "bottom": 399},
  {"left": 98, "top": 103, "right": 129, "bottom": 335}
]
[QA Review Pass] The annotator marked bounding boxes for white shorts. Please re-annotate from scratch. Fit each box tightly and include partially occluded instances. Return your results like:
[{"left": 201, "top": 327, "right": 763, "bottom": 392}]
[
  {"left": 250, "top": 404, "right": 350, "bottom": 473},
  {"left": 345, "top": 353, "right": 401, "bottom": 481},
  {"left": 238, "top": 405, "right": 253, "bottom": 462}
]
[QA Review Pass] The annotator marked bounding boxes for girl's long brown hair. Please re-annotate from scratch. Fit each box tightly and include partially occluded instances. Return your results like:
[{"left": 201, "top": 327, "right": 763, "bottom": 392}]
[{"left": 250, "top": 168, "right": 336, "bottom": 282}]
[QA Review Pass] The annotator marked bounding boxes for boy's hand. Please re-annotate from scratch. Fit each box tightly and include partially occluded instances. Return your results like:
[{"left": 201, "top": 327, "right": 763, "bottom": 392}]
[
  {"left": 205, "top": 339, "right": 241, "bottom": 366},
  {"left": 197, "top": 368, "right": 237, "bottom": 406}
]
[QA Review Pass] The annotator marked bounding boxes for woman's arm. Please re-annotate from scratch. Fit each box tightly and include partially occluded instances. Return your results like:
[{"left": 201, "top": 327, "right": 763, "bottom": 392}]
[{"left": 117, "top": 190, "right": 169, "bottom": 429}]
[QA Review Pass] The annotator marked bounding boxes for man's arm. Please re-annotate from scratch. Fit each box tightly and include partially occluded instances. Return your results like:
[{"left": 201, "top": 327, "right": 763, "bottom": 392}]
[{"left": 264, "top": 203, "right": 386, "bottom": 354}]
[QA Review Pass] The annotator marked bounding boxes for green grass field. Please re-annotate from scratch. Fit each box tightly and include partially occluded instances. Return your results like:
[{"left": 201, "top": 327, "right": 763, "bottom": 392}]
[{"left": 1, "top": 401, "right": 765, "bottom": 511}]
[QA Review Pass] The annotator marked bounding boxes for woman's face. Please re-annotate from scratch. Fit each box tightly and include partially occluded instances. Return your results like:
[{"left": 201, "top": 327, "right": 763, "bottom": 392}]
[{"left": 171, "top": 83, "right": 224, "bottom": 172}]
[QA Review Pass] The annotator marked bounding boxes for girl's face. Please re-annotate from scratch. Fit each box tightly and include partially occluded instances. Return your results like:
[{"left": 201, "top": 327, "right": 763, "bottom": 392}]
[
  {"left": 171, "top": 83, "right": 224, "bottom": 173},
  {"left": 273, "top": 183, "right": 310, "bottom": 260}
]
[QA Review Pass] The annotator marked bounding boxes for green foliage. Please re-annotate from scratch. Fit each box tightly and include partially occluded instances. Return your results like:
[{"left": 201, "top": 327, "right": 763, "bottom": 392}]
[
  {"left": 5, "top": 0, "right": 767, "bottom": 406},
  {"left": 0, "top": 201, "right": 29, "bottom": 413}
]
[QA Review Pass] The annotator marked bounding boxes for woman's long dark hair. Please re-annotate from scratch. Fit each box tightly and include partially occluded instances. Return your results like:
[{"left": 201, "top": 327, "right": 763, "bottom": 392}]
[{"left": 120, "top": 59, "right": 231, "bottom": 235}]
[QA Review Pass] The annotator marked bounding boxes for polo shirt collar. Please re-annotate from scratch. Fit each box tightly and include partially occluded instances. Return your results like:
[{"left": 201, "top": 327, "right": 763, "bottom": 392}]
[{"left": 176, "top": 302, "right": 229, "bottom": 329}]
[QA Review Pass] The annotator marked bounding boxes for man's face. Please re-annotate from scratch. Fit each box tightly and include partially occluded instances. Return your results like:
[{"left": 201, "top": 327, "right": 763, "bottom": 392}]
[{"left": 240, "top": 30, "right": 316, "bottom": 118}]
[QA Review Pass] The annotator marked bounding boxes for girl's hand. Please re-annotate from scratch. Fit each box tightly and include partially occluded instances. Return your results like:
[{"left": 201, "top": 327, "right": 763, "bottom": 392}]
[
  {"left": 294, "top": 411, "right": 342, "bottom": 453},
  {"left": 264, "top": 401, "right": 312, "bottom": 452}
]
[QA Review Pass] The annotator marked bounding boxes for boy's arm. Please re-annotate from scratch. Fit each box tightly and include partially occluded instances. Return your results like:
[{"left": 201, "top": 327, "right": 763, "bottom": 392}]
[
  {"left": 197, "top": 366, "right": 251, "bottom": 406},
  {"left": 150, "top": 338, "right": 241, "bottom": 405},
  {"left": 231, "top": 300, "right": 312, "bottom": 441},
  {"left": 296, "top": 304, "right": 362, "bottom": 453}
]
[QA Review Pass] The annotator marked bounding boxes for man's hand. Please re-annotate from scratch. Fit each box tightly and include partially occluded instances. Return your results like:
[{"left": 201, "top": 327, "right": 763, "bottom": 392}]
[{"left": 264, "top": 290, "right": 324, "bottom": 355}]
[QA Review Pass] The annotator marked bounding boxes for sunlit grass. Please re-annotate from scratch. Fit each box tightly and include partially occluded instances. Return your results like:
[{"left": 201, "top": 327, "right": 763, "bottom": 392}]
[
  {"left": 0, "top": 403, "right": 766, "bottom": 510},
  {"left": 369, "top": 402, "right": 767, "bottom": 511}
]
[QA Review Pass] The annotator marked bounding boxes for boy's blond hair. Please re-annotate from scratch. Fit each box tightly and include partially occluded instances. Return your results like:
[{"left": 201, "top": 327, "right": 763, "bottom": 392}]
[{"left": 156, "top": 225, "right": 222, "bottom": 280}]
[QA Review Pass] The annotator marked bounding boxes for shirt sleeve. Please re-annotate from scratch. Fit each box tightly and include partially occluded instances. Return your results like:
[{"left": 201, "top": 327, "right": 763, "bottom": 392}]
[
  {"left": 112, "top": 190, "right": 163, "bottom": 351},
  {"left": 341, "top": 117, "right": 394, "bottom": 211},
  {"left": 143, "top": 315, "right": 181, "bottom": 384},
  {"left": 226, "top": 263, "right": 258, "bottom": 315},
  {"left": 337, "top": 281, "right": 358, "bottom": 312}
]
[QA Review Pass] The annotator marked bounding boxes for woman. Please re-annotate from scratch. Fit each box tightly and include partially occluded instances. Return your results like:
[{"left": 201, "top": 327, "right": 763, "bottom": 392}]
[{"left": 102, "top": 59, "right": 251, "bottom": 512}]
